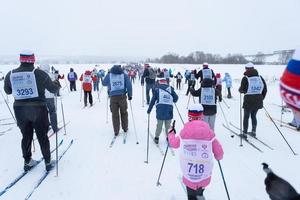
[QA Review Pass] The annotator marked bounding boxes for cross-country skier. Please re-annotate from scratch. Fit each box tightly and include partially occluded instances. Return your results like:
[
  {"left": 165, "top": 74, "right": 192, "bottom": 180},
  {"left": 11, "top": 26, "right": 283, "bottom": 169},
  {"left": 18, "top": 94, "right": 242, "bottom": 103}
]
[
  {"left": 103, "top": 65, "right": 132, "bottom": 136},
  {"left": 141, "top": 64, "right": 156, "bottom": 105},
  {"left": 190, "top": 78, "right": 222, "bottom": 130},
  {"left": 280, "top": 48, "right": 300, "bottom": 131},
  {"left": 222, "top": 72, "right": 232, "bottom": 98},
  {"left": 147, "top": 77, "right": 178, "bottom": 144},
  {"left": 186, "top": 70, "right": 196, "bottom": 96},
  {"left": 239, "top": 62, "right": 267, "bottom": 138},
  {"left": 4, "top": 51, "right": 60, "bottom": 171},
  {"left": 175, "top": 72, "right": 183, "bottom": 90},
  {"left": 40, "top": 64, "right": 59, "bottom": 133},
  {"left": 80, "top": 70, "right": 96, "bottom": 107},
  {"left": 92, "top": 68, "right": 100, "bottom": 92},
  {"left": 67, "top": 68, "right": 78, "bottom": 91},
  {"left": 54, "top": 70, "right": 64, "bottom": 96},
  {"left": 196, "top": 63, "right": 216, "bottom": 85},
  {"left": 215, "top": 73, "right": 222, "bottom": 94},
  {"left": 168, "top": 104, "right": 224, "bottom": 200}
]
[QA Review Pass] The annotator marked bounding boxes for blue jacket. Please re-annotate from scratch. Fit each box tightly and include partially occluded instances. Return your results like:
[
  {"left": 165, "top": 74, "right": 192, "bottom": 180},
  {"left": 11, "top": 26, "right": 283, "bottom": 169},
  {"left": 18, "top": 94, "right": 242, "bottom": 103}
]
[
  {"left": 147, "top": 83, "right": 178, "bottom": 120},
  {"left": 222, "top": 73, "right": 232, "bottom": 88},
  {"left": 103, "top": 65, "right": 132, "bottom": 97}
]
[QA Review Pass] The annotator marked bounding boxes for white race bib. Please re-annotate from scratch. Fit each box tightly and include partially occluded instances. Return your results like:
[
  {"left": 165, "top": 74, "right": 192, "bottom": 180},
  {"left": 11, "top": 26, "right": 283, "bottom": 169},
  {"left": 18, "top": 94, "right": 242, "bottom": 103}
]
[
  {"left": 157, "top": 87, "right": 173, "bottom": 105},
  {"left": 200, "top": 88, "right": 215, "bottom": 105},
  {"left": 83, "top": 75, "right": 92, "bottom": 83},
  {"left": 246, "top": 76, "right": 263, "bottom": 95},
  {"left": 10, "top": 69, "right": 38, "bottom": 100},
  {"left": 202, "top": 69, "right": 212, "bottom": 79},
  {"left": 191, "top": 74, "right": 195, "bottom": 81},
  {"left": 69, "top": 72, "right": 75, "bottom": 79},
  {"left": 180, "top": 138, "right": 214, "bottom": 182},
  {"left": 110, "top": 74, "right": 125, "bottom": 92},
  {"left": 216, "top": 78, "right": 222, "bottom": 85}
]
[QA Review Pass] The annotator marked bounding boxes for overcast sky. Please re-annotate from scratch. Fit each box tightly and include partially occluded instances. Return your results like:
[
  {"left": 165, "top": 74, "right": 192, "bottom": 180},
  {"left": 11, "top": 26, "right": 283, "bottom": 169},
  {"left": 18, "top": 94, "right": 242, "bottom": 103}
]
[{"left": 0, "top": 0, "right": 299, "bottom": 58}]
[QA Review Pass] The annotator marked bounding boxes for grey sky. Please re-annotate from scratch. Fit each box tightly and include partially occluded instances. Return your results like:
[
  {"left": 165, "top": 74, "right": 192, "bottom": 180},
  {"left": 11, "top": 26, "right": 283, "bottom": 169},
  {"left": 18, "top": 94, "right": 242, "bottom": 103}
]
[{"left": 0, "top": 0, "right": 299, "bottom": 58}]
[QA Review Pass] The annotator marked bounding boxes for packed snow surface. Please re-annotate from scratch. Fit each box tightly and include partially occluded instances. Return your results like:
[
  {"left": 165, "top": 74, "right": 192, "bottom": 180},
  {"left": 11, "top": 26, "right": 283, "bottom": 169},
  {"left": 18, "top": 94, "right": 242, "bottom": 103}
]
[{"left": 0, "top": 64, "right": 299, "bottom": 200}]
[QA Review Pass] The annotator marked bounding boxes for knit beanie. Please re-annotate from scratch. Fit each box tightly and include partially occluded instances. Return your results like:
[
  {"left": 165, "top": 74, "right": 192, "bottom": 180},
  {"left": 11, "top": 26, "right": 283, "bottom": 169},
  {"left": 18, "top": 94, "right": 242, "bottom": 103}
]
[
  {"left": 245, "top": 62, "right": 254, "bottom": 69},
  {"left": 203, "top": 62, "right": 209, "bottom": 68},
  {"left": 20, "top": 50, "right": 35, "bottom": 63},
  {"left": 280, "top": 48, "right": 300, "bottom": 112},
  {"left": 188, "top": 104, "right": 204, "bottom": 121}
]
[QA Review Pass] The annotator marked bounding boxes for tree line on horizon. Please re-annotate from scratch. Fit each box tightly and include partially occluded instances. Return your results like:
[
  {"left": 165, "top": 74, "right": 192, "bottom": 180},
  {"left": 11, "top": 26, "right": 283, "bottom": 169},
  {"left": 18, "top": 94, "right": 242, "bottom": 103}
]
[{"left": 146, "top": 50, "right": 292, "bottom": 65}]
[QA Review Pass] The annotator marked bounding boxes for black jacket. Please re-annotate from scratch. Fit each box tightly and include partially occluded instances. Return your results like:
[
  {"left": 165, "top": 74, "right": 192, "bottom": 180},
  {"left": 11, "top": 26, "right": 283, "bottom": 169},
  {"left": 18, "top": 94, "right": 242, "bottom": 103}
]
[
  {"left": 4, "top": 63, "right": 60, "bottom": 106},
  {"left": 196, "top": 67, "right": 216, "bottom": 85},
  {"left": 239, "top": 68, "right": 267, "bottom": 110},
  {"left": 190, "top": 78, "right": 221, "bottom": 115},
  {"left": 141, "top": 67, "right": 156, "bottom": 85}
]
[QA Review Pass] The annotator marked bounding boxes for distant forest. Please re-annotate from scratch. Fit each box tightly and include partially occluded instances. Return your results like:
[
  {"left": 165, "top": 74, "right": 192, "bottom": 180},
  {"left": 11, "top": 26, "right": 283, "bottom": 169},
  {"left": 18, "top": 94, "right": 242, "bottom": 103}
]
[{"left": 146, "top": 50, "right": 294, "bottom": 65}]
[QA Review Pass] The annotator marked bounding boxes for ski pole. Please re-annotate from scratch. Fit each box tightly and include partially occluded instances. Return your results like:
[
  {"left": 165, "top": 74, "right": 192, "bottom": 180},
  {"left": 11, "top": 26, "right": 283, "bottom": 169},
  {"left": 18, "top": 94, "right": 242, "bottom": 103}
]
[
  {"left": 218, "top": 101, "right": 234, "bottom": 138},
  {"left": 222, "top": 98, "right": 230, "bottom": 109},
  {"left": 60, "top": 97, "right": 67, "bottom": 135},
  {"left": 64, "top": 78, "right": 70, "bottom": 93},
  {"left": 239, "top": 93, "right": 243, "bottom": 147},
  {"left": 280, "top": 99, "right": 283, "bottom": 127},
  {"left": 142, "top": 85, "right": 145, "bottom": 107},
  {"left": 263, "top": 106, "right": 297, "bottom": 155},
  {"left": 80, "top": 83, "right": 83, "bottom": 102},
  {"left": 106, "top": 94, "right": 109, "bottom": 124},
  {"left": 54, "top": 94, "right": 59, "bottom": 176},
  {"left": 0, "top": 90, "right": 16, "bottom": 123},
  {"left": 186, "top": 94, "right": 191, "bottom": 109},
  {"left": 129, "top": 100, "right": 139, "bottom": 144},
  {"left": 145, "top": 114, "right": 150, "bottom": 164},
  {"left": 156, "top": 120, "right": 175, "bottom": 186},
  {"left": 174, "top": 103, "right": 184, "bottom": 125},
  {"left": 218, "top": 160, "right": 231, "bottom": 200}
]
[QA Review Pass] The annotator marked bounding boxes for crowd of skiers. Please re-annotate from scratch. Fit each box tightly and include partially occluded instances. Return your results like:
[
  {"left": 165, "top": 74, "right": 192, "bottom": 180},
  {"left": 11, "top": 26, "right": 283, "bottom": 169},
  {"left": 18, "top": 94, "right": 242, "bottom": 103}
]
[{"left": 2, "top": 49, "right": 300, "bottom": 200}]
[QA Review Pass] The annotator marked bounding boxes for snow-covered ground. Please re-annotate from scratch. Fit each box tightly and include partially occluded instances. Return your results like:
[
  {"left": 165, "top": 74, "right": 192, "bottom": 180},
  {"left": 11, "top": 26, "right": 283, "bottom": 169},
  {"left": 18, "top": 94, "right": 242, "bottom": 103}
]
[{"left": 0, "top": 64, "right": 299, "bottom": 200}]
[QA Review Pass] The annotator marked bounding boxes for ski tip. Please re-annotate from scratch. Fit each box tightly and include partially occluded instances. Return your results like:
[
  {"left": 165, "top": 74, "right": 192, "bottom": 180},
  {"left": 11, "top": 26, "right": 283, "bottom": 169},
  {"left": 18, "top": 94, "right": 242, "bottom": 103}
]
[{"left": 59, "top": 140, "right": 64, "bottom": 145}]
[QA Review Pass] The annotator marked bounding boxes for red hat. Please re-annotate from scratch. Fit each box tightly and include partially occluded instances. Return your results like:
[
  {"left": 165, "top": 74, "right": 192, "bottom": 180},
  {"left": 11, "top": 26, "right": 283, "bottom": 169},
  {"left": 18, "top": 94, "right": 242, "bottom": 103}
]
[
  {"left": 216, "top": 73, "right": 221, "bottom": 78},
  {"left": 20, "top": 50, "right": 35, "bottom": 63},
  {"left": 85, "top": 70, "right": 92, "bottom": 75},
  {"left": 157, "top": 77, "right": 167, "bottom": 84},
  {"left": 280, "top": 48, "right": 300, "bottom": 112}
]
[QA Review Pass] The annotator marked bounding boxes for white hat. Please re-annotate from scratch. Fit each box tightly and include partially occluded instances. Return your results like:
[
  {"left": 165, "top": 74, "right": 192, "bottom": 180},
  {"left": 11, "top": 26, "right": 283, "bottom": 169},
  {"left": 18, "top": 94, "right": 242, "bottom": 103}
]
[{"left": 245, "top": 62, "right": 254, "bottom": 69}]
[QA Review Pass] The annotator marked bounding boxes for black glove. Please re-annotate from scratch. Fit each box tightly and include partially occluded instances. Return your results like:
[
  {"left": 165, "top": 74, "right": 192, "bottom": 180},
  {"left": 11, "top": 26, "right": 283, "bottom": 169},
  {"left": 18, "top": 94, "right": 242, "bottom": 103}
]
[
  {"left": 128, "top": 96, "right": 132, "bottom": 101},
  {"left": 168, "top": 120, "right": 176, "bottom": 134}
]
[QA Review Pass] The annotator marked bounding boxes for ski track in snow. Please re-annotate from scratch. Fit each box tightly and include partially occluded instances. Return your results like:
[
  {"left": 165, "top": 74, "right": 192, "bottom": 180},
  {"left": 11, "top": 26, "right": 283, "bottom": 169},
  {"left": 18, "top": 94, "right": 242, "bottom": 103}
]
[{"left": 0, "top": 64, "right": 300, "bottom": 200}]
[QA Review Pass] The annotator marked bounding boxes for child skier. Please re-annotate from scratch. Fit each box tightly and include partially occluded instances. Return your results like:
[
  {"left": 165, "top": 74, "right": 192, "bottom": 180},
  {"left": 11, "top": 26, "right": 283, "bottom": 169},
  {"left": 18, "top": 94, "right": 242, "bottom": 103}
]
[
  {"left": 168, "top": 104, "right": 224, "bottom": 200},
  {"left": 280, "top": 48, "right": 300, "bottom": 131},
  {"left": 222, "top": 72, "right": 232, "bottom": 98},
  {"left": 147, "top": 77, "right": 178, "bottom": 144},
  {"left": 80, "top": 70, "right": 96, "bottom": 107}
]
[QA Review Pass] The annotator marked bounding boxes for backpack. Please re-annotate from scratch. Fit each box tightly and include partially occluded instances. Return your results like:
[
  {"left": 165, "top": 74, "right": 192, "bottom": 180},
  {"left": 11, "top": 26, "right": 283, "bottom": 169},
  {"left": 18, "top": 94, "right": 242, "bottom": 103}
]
[{"left": 148, "top": 68, "right": 156, "bottom": 79}]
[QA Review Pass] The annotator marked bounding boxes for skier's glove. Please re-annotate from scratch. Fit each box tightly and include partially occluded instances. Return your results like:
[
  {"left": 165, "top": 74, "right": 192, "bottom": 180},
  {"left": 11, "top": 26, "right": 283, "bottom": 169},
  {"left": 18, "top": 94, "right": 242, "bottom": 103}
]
[
  {"left": 168, "top": 120, "right": 176, "bottom": 134},
  {"left": 128, "top": 96, "right": 132, "bottom": 101}
]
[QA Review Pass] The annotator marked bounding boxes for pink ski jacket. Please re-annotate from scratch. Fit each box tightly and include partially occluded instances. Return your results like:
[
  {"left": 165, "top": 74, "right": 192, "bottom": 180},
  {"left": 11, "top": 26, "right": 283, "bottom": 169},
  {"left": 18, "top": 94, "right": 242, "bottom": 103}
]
[{"left": 168, "top": 120, "right": 224, "bottom": 190}]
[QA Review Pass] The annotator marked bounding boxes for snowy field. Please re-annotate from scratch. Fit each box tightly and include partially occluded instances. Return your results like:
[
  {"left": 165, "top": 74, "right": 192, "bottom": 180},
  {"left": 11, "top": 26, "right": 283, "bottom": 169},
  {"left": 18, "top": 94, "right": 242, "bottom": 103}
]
[{"left": 0, "top": 63, "right": 300, "bottom": 200}]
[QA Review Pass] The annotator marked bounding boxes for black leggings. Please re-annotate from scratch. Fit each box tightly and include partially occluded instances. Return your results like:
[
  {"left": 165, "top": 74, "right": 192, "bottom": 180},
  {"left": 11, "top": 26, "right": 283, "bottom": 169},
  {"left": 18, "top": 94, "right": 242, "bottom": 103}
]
[
  {"left": 186, "top": 186, "right": 204, "bottom": 200},
  {"left": 243, "top": 108, "right": 258, "bottom": 133}
]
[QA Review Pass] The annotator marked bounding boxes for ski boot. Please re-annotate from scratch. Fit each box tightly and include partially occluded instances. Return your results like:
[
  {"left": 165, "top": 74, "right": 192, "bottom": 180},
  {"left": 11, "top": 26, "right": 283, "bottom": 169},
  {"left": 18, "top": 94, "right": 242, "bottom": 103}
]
[
  {"left": 249, "top": 131, "right": 256, "bottom": 138},
  {"left": 24, "top": 159, "right": 38, "bottom": 171},
  {"left": 45, "top": 160, "right": 55, "bottom": 172},
  {"left": 154, "top": 137, "right": 159, "bottom": 144},
  {"left": 240, "top": 132, "right": 247, "bottom": 140}
]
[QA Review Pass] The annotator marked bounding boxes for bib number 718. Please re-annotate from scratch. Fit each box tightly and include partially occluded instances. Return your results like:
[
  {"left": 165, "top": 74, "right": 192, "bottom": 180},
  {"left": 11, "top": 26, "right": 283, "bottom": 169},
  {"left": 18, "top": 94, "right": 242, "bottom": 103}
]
[{"left": 188, "top": 163, "right": 204, "bottom": 174}]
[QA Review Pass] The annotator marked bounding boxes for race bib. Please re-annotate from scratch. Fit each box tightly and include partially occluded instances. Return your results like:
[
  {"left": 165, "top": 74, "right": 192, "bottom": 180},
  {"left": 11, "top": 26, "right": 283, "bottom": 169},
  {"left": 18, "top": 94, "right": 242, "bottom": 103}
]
[
  {"left": 10, "top": 70, "right": 38, "bottom": 100},
  {"left": 203, "top": 69, "right": 212, "bottom": 79},
  {"left": 246, "top": 76, "right": 263, "bottom": 95},
  {"left": 83, "top": 75, "right": 92, "bottom": 83},
  {"left": 69, "top": 72, "right": 75, "bottom": 79},
  {"left": 110, "top": 73, "right": 125, "bottom": 91},
  {"left": 191, "top": 74, "right": 195, "bottom": 81},
  {"left": 157, "top": 87, "right": 173, "bottom": 105},
  {"left": 179, "top": 138, "right": 214, "bottom": 182},
  {"left": 200, "top": 88, "right": 215, "bottom": 105}
]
